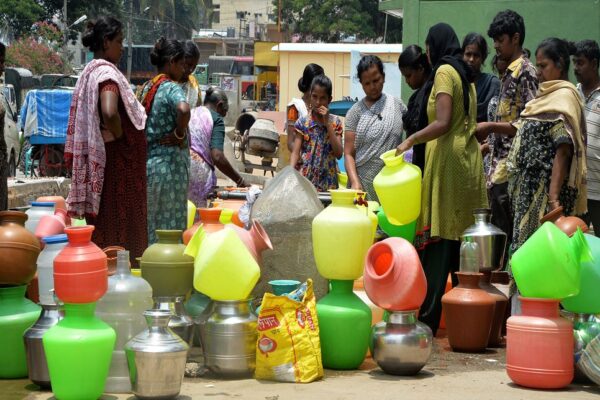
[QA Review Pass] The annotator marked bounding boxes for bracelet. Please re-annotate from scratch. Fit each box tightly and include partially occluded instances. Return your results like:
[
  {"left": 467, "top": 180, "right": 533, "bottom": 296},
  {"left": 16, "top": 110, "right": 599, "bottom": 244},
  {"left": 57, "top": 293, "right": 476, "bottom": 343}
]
[
  {"left": 173, "top": 129, "right": 186, "bottom": 140},
  {"left": 236, "top": 176, "right": 245, "bottom": 185},
  {"left": 548, "top": 199, "right": 560, "bottom": 205}
]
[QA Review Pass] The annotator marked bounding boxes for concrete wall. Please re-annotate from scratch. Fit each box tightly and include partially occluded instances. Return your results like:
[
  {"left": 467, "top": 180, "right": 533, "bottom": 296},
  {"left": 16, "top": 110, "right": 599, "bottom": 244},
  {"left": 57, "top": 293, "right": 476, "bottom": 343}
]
[
  {"left": 212, "top": 0, "right": 274, "bottom": 35},
  {"left": 277, "top": 51, "right": 401, "bottom": 111},
  {"left": 383, "top": 0, "right": 600, "bottom": 101}
]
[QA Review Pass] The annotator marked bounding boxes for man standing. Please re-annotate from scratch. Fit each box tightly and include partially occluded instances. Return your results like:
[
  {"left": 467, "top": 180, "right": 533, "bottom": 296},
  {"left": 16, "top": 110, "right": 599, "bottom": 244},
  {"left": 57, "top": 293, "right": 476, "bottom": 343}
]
[
  {"left": 574, "top": 40, "right": 600, "bottom": 235},
  {"left": 476, "top": 10, "right": 538, "bottom": 261}
]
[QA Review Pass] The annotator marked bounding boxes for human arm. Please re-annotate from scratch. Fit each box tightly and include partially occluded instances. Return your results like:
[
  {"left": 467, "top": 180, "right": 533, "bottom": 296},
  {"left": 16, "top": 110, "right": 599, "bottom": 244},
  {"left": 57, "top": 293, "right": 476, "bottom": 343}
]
[
  {"left": 99, "top": 83, "right": 123, "bottom": 142},
  {"left": 326, "top": 113, "right": 344, "bottom": 159},
  {"left": 211, "top": 148, "right": 248, "bottom": 187},
  {"left": 396, "top": 92, "right": 453, "bottom": 155},
  {"left": 289, "top": 132, "right": 303, "bottom": 167},
  {"left": 548, "top": 143, "right": 573, "bottom": 211},
  {"left": 286, "top": 105, "right": 299, "bottom": 152},
  {"left": 475, "top": 121, "right": 517, "bottom": 140},
  {"left": 344, "top": 130, "right": 362, "bottom": 191}
]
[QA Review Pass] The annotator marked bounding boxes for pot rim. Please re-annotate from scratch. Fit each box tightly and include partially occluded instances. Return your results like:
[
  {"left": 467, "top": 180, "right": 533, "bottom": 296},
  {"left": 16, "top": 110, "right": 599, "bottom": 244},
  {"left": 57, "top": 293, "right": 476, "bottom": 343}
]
[{"left": 366, "top": 240, "right": 397, "bottom": 281}]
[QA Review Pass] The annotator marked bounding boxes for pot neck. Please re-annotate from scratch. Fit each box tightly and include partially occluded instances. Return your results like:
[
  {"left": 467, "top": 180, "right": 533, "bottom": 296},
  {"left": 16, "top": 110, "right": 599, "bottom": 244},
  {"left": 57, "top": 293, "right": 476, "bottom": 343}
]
[
  {"left": 571, "top": 228, "right": 593, "bottom": 263},
  {"left": 380, "top": 149, "right": 405, "bottom": 168},
  {"left": 329, "top": 190, "right": 358, "bottom": 207},
  {"left": 388, "top": 310, "right": 418, "bottom": 324},
  {"left": 519, "top": 297, "right": 560, "bottom": 318},
  {"left": 63, "top": 302, "right": 97, "bottom": 319},
  {"left": 329, "top": 279, "right": 354, "bottom": 293},
  {"left": 156, "top": 230, "right": 184, "bottom": 244},
  {"left": 0, "top": 284, "right": 28, "bottom": 303},
  {"left": 213, "top": 299, "right": 252, "bottom": 316},
  {"left": 144, "top": 310, "right": 172, "bottom": 331},
  {"left": 479, "top": 271, "right": 492, "bottom": 285},
  {"left": 115, "top": 250, "right": 131, "bottom": 276},
  {"left": 64, "top": 226, "right": 95, "bottom": 244},
  {"left": 456, "top": 272, "right": 482, "bottom": 288},
  {"left": 0, "top": 211, "right": 27, "bottom": 227},
  {"left": 199, "top": 208, "right": 222, "bottom": 224},
  {"left": 472, "top": 208, "right": 492, "bottom": 224},
  {"left": 250, "top": 221, "right": 273, "bottom": 253}
]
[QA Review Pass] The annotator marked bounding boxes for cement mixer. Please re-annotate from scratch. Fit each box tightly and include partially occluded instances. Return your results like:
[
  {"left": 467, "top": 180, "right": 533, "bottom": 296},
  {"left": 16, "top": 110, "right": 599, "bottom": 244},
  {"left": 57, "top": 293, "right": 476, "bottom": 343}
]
[{"left": 233, "top": 112, "right": 279, "bottom": 176}]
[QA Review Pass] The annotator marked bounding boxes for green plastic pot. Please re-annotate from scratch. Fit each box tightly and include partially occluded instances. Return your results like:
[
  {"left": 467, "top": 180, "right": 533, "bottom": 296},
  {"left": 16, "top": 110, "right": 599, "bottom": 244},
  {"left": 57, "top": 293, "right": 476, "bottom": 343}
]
[
  {"left": 512, "top": 223, "right": 593, "bottom": 299},
  {"left": 562, "top": 234, "right": 600, "bottom": 313},
  {"left": 0, "top": 285, "right": 41, "bottom": 378},
  {"left": 43, "top": 303, "right": 116, "bottom": 400},
  {"left": 377, "top": 208, "right": 417, "bottom": 243},
  {"left": 317, "top": 280, "right": 372, "bottom": 369}
]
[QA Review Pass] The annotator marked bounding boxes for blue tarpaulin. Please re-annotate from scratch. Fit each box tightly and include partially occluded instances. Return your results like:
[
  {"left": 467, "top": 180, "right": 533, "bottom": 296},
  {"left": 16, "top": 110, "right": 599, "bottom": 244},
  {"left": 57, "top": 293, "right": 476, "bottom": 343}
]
[{"left": 20, "top": 89, "right": 73, "bottom": 143}]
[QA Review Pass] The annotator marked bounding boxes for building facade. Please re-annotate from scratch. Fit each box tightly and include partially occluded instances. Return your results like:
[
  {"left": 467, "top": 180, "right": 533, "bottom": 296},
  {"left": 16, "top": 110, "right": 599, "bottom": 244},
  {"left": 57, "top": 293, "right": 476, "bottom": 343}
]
[{"left": 211, "top": 0, "right": 276, "bottom": 40}]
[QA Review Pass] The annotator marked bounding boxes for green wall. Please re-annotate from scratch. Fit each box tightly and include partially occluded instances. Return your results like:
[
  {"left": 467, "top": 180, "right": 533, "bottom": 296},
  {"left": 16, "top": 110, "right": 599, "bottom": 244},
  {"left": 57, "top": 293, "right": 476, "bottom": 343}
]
[{"left": 382, "top": 0, "right": 600, "bottom": 101}]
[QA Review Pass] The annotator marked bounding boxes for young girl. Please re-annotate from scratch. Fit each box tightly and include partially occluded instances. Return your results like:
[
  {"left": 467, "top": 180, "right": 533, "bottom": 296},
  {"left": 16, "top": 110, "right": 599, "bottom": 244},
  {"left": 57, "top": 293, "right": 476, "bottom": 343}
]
[{"left": 289, "top": 75, "right": 343, "bottom": 191}]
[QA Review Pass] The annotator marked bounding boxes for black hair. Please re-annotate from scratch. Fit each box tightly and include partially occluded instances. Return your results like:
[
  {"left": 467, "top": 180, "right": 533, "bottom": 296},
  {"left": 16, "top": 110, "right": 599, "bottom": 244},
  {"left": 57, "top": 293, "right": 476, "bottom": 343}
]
[
  {"left": 150, "top": 37, "right": 184, "bottom": 68},
  {"left": 487, "top": 9, "right": 525, "bottom": 46},
  {"left": 204, "top": 86, "right": 229, "bottom": 107},
  {"left": 398, "top": 45, "right": 432, "bottom": 74},
  {"left": 536, "top": 38, "right": 577, "bottom": 75},
  {"left": 0, "top": 42, "right": 5, "bottom": 57},
  {"left": 491, "top": 54, "right": 499, "bottom": 73},
  {"left": 81, "top": 16, "right": 123, "bottom": 52},
  {"left": 183, "top": 40, "right": 200, "bottom": 59},
  {"left": 298, "top": 63, "right": 324, "bottom": 93},
  {"left": 310, "top": 74, "right": 333, "bottom": 98},
  {"left": 523, "top": 48, "right": 531, "bottom": 58},
  {"left": 357, "top": 55, "right": 385, "bottom": 82},
  {"left": 575, "top": 39, "right": 600, "bottom": 70},
  {"left": 462, "top": 32, "right": 489, "bottom": 64}
]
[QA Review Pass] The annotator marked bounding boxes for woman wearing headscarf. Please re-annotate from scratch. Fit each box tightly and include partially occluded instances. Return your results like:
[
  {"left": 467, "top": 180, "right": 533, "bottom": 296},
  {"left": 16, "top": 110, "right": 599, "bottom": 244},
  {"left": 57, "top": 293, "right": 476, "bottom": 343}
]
[
  {"left": 65, "top": 17, "right": 148, "bottom": 264},
  {"left": 396, "top": 23, "right": 488, "bottom": 335}
]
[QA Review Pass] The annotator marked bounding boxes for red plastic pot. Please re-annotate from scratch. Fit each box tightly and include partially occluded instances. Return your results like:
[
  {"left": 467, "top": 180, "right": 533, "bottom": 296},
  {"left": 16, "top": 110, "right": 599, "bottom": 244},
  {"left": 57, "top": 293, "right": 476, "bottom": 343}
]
[
  {"left": 53, "top": 226, "right": 108, "bottom": 303},
  {"left": 35, "top": 209, "right": 69, "bottom": 245},
  {"left": 363, "top": 237, "right": 427, "bottom": 311},
  {"left": 183, "top": 208, "right": 223, "bottom": 245}
]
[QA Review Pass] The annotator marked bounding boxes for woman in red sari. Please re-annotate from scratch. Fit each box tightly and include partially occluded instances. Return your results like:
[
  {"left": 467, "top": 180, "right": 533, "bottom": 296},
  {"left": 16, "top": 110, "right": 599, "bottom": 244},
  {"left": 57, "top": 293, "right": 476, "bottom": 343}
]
[{"left": 65, "top": 16, "right": 148, "bottom": 265}]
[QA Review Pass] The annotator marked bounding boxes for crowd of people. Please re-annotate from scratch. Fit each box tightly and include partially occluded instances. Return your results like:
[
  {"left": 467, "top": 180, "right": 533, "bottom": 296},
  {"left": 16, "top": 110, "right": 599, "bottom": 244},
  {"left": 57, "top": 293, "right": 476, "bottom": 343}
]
[{"left": 285, "top": 10, "right": 599, "bottom": 334}]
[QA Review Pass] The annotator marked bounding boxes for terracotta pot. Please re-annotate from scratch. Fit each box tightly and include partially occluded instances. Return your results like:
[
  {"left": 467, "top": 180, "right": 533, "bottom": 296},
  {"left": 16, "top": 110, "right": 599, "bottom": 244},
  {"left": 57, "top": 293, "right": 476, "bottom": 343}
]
[
  {"left": 363, "top": 237, "right": 427, "bottom": 311},
  {"left": 35, "top": 209, "right": 69, "bottom": 243},
  {"left": 441, "top": 272, "right": 495, "bottom": 352},
  {"left": 506, "top": 297, "right": 573, "bottom": 389},
  {"left": 540, "top": 206, "right": 588, "bottom": 237},
  {"left": 36, "top": 196, "right": 67, "bottom": 212},
  {"left": 226, "top": 220, "right": 273, "bottom": 265},
  {"left": 0, "top": 211, "right": 41, "bottom": 285},
  {"left": 103, "top": 246, "right": 126, "bottom": 276},
  {"left": 479, "top": 271, "right": 508, "bottom": 347},
  {"left": 53, "top": 226, "right": 108, "bottom": 303},
  {"left": 183, "top": 208, "right": 223, "bottom": 245}
]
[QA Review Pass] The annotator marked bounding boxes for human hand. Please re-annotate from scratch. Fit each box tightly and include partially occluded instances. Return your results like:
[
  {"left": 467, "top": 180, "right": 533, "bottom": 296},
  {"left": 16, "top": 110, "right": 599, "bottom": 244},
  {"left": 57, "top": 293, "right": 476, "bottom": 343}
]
[
  {"left": 236, "top": 178, "right": 251, "bottom": 188},
  {"left": 160, "top": 130, "right": 186, "bottom": 147},
  {"left": 350, "top": 181, "right": 363, "bottom": 191},
  {"left": 480, "top": 142, "right": 490, "bottom": 156},
  {"left": 475, "top": 122, "right": 491, "bottom": 141},
  {"left": 101, "top": 128, "right": 116, "bottom": 143},
  {"left": 315, "top": 105, "right": 329, "bottom": 124},
  {"left": 395, "top": 137, "right": 414, "bottom": 156}
]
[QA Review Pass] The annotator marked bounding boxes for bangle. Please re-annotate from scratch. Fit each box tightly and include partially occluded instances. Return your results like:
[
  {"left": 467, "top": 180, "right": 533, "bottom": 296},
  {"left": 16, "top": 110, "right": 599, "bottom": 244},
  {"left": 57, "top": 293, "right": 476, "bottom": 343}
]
[
  {"left": 236, "top": 176, "right": 244, "bottom": 185},
  {"left": 548, "top": 199, "right": 560, "bottom": 204},
  {"left": 174, "top": 129, "right": 186, "bottom": 140}
]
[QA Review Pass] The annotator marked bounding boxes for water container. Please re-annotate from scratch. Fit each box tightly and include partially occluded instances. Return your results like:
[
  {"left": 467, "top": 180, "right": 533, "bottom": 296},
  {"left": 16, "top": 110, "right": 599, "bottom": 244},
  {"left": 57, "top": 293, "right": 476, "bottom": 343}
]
[
  {"left": 37, "top": 234, "right": 68, "bottom": 305},
  {"left": 96, "top": 250, "right": 153, "bottom": 393},
  {"left": 373, "top": 150, "right": 421, "bottom": 225},
  {"left": 459, "top": 241, "right": 480, "bottom": 273},
  {"left": 25, "top": 202, "right": 55, "bottom": 233},
  {"left": 186, "top": 227, "right": 260, "bottom": 301}
]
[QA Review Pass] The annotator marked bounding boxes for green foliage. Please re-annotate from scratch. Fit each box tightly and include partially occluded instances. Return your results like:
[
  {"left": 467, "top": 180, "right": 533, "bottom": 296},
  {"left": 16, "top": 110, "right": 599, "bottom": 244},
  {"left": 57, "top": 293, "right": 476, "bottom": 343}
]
[
  {"left": 0, "top": 0, "right": 45, "bottom": 39},
  {"left": 274, "top": 0, "right": 402, "bottom": 43}
]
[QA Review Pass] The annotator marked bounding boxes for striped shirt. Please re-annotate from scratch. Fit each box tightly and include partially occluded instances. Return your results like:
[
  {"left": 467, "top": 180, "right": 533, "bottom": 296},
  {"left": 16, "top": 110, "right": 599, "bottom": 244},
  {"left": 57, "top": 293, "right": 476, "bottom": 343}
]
[{"left": 579, "top": 83, "right": 600, "bottom": 200}]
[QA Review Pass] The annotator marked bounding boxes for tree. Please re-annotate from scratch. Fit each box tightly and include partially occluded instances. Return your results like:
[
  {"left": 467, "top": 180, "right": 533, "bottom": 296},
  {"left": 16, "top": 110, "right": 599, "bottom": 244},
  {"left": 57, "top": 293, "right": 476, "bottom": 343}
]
[
  {"left": 6, "top": 37, "right": 65, "bottom": 74},
  {"left": 138, "top": 0, "right": 204, "bottom": 40},
  {"left": 0, "top": 0, "right": 44, "bottom": 39},
  {"left": 274, "top": 0, "right": 402, "bottom": 43}
]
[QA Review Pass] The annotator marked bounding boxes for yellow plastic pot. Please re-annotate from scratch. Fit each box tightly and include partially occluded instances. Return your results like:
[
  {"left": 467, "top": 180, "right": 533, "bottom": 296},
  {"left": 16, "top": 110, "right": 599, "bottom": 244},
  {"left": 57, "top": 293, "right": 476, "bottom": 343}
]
[
  {"left": 373, "top": 150, "right": 421, "bottom": 225},
  {"left": 312, "top": 189, "right": 373, "bottom": 280},
  {"left": 338, "top": 172, "right": 348, "bottom": 188},
  {"left": 186, "top": 227, "right": 260, "bottom": 301},
  {"left": 187, "top": 200, "right": 196, "bottom": 229}
]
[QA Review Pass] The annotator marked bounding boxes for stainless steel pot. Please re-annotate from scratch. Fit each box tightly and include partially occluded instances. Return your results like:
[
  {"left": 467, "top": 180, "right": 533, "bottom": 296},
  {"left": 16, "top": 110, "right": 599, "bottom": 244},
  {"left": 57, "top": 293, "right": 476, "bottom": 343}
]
[
  {"left": 125, "top": 309, "right": 189, "bottom": 399},
  {"left": 371, "top": 310, "right": 432, "bottom": 375},
  {"left": 23, "top": 304, "right": 63, "bottom": 388},
  {"left": 154, "top": 296, "right": 194, "bottom": 346},
  {"left": 461, "top": 208, "right": 507, "bottom": 272},
  {"left": 199, "top": 299, "right": 257, "bottom": 377}
]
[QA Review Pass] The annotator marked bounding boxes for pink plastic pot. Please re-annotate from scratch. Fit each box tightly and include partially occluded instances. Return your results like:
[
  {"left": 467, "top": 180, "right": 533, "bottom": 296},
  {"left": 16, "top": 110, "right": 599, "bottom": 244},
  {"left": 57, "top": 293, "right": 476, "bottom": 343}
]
[
  {"left": 363, "top": 237, "right": 427, "bottom": 311},
  {"left": 226, "top": 220, "right": 273, "bottom": 265},
  {"left": 35, "top": 209, "right": 69, "bottom": 245}
]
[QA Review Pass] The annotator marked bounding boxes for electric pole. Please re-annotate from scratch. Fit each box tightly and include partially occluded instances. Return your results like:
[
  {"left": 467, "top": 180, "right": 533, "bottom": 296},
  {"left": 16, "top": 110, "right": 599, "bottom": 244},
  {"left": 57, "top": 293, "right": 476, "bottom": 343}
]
[{"left": 63, "top": 0, "right": 68, "bottom": 71}]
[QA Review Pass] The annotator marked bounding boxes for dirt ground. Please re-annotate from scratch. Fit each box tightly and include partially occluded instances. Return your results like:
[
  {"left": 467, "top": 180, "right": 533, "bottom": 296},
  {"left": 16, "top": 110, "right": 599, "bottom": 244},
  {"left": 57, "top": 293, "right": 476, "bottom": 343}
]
[{"left": 4, "top": 336, "right": 600, "bottom": 400}]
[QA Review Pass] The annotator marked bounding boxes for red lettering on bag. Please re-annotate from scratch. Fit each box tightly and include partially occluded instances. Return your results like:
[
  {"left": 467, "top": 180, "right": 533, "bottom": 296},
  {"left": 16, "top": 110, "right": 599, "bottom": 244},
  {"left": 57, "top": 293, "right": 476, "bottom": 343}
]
[{"left": 258, "top": 314, "right": 280, "bottom": 331}]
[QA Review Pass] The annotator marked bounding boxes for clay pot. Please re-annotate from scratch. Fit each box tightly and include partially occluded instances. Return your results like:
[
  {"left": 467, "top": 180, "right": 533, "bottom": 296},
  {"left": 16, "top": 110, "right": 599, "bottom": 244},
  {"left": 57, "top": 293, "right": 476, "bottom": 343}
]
[
  {"left": 441, "top": 272, "right": 495, "bottom": 352},
  {"left": 103, "top": 246, "right": 126, "bottom": 276},
  {"left": 35, "top": 209, "right": 69, "bottom": 243},
  {"left": 226, "top": 220, "right": 273, "bottom": 264},
  {"left": 479, "top": 271, "right": 508, "bottom": 347},
  {"left": 363, "top": 237, "right": 427, "bottom": 311},
  {"left": 183, "top": 208, "right": 223, "bottom": 245},
  {"left": 36, "top": 196, "right": 67, "bottom": 212},
  {"left": 53, "top": 226, "right": 108, "bottom": 303},
  {"left": 540, "top": 206, "right": 588, "bottom": 237},
  {"left": 0, "top": 211, "right": 42, "bottom": 285}
]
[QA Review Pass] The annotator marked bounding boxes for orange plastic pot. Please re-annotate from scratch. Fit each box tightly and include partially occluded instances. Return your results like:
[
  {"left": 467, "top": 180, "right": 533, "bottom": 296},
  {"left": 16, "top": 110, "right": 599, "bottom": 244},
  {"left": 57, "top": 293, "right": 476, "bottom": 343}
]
[
  {"left": 363, "top": 237, "right": 426, "bottom": 311},
  {"left": 35, "top": 209, "right": 69, "bottom": 244},
  {"left": 506, "top": 297, "right": 573, "bottom": 389},
  {"left": 183, "top": 208, "right": 224, "bottom": 244},
  {"left": 53, "top": 226, "right": 108, "bottom": 303},
  {"left": 103, "top": 246, "right": 126, "bottom": 276}
]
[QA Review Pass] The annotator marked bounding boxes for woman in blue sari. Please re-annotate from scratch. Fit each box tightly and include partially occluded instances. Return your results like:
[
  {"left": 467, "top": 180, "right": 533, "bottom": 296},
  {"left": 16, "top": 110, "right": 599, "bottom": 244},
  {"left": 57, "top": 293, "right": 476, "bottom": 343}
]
[{"left": 138, "top": 38, "right": 190, "bottom": 244}]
